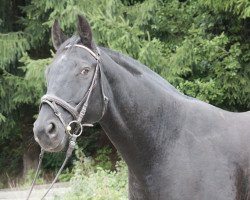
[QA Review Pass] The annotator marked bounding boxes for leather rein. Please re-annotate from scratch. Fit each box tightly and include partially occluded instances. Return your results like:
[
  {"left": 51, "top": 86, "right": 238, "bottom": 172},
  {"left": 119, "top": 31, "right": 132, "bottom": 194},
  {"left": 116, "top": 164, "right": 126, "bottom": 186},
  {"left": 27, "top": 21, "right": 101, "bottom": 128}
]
[{"left": 26, "top": 44, "right": 108, "bottom": 200}]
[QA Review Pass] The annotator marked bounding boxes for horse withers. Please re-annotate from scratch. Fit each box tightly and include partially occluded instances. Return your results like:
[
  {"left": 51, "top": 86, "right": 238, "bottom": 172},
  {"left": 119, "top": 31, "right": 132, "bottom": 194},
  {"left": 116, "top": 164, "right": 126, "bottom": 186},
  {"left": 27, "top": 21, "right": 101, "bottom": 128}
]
[{"left": 33, "top": 15, "right": 250, "bottom": 200}]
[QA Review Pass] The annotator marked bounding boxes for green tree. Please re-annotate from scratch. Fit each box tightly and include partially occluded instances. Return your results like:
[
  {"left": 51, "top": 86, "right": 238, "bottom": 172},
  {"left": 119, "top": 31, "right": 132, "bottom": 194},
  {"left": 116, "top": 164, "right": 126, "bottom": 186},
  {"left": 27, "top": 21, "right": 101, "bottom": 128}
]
[
  {"left": 0, "top": 0, "right": 41, "bottom": 182},
  {"left": 157, "top": 0, "right": 250, "bottom": 111}
]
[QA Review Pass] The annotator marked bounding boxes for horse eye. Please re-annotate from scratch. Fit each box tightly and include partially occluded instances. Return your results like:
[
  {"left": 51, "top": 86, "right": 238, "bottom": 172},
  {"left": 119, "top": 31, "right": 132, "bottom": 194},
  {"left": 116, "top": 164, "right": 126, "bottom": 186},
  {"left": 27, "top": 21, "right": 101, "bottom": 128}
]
[{"left": 81, "top": 68, "right": 90, "bottom": 75}]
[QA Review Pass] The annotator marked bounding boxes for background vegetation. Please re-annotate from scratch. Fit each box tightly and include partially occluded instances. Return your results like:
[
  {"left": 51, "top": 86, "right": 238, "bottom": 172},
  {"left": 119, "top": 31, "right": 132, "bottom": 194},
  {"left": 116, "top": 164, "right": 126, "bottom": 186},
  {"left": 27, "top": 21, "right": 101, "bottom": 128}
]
[{"left": 0, "top": 0, "right": 249, "bottom": 197}]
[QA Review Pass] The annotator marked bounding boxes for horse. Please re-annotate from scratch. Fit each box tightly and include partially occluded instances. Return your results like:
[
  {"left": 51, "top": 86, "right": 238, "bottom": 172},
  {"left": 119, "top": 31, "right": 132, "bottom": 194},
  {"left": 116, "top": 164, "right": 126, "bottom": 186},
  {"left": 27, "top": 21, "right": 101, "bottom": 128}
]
[{"left": 33, "top": 15, "right": 250, "bottom": 200}]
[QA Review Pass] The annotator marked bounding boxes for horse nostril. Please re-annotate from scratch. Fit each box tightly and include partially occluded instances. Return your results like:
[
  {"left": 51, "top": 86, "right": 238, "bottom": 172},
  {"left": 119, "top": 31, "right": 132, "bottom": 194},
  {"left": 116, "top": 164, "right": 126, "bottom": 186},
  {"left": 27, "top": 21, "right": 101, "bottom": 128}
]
[{"left": 46, "top": 122, "right": 56, "bottom": 135}]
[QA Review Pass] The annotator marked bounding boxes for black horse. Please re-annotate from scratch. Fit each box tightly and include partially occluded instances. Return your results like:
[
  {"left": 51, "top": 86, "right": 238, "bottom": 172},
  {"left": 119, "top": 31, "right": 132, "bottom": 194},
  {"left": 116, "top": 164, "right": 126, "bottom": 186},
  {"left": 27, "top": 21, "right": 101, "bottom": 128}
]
[{"left": 33, "top": 15, "right": 250, "bottom": 200}]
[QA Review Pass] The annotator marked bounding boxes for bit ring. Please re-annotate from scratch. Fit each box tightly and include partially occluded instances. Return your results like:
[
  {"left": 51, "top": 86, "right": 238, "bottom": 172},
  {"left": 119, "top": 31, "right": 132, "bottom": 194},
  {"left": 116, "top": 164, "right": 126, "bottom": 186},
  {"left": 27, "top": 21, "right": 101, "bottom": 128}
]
[{"left": 66, "top": 120, "right": 83, "bottom": 137}]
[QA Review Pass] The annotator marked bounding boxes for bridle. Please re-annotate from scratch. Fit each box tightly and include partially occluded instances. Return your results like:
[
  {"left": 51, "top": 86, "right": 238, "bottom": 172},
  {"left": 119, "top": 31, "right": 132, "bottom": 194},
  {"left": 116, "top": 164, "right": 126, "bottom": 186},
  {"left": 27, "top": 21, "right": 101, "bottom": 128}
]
[
  {"left": 26, "top": 44, "right": 109, "bottom": 200},
  {"left": 42, "top": 44, "right": 108, "bottom": 134}
]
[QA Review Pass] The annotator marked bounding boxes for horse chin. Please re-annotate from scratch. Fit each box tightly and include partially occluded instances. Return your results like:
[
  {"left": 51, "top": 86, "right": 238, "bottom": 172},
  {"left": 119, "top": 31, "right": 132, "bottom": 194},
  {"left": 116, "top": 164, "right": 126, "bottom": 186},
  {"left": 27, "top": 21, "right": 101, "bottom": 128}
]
[
  {"left": 39, "top": 133, "right": 68, "bottom": 153},
  {"left": 46, "top": 141, "right": 66, "bottom": 152}
]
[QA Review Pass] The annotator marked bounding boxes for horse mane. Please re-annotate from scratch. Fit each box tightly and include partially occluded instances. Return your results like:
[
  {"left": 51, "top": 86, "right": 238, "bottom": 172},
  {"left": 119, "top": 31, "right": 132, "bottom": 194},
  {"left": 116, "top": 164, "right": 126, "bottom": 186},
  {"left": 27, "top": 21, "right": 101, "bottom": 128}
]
[
  {"left": 99, "top": 47, "right": 143, "bottom": 76},
  {"left": 100, "top": 47, "right": 193, "bottom": 99}
]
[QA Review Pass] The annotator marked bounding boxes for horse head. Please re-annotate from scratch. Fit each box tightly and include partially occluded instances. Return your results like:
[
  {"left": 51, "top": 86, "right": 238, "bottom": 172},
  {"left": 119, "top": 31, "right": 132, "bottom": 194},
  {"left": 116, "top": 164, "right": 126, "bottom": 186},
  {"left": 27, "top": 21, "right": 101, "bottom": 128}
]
[{"left": 33, "top": 15, "right": 106, "bottom": 152}]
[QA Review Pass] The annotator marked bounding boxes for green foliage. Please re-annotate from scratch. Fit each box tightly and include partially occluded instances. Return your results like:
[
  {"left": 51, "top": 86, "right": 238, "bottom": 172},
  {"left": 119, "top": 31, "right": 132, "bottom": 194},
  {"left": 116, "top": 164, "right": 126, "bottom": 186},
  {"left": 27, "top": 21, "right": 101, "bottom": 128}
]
[
  {"left": 61, "top": 147, "right": 128, "bottom": 200},
  {"left": 21, "top": 169, "right": 45, "bottom": 187},
  {"left": 21, "top": 0, "right": 164, "bottom": 71},
  {"left": 154, "top": 0, "right": 196, "bottom": 44},
  {"left": 95, "top": 147, "right": 113, "bottom": 170},
  {"left": 161, "top": 1, "right": 250, "bottom": 111},
  {"left": 0, "top": 32, "right": 29, "bottom": 127},
  {"left": 43, "top": 152, "right": 69, "bottom": 170},
  {"left": 0, "top": 133, "right": 22, "bottom": 175},
  {"left": 15, "top": 54, "right": 50, "bottom": 105},
  {"left": 201, "top": 0, "right": 250, "bottom": 18},
  {"left": 58, "top": 168, "right": 73, "bottom": 182},
  {"left": 0, "top": 32, "right": 29, "bottom": 69},
  {"left": 77, "top": 127, "right": 102, "bottom": 157}
]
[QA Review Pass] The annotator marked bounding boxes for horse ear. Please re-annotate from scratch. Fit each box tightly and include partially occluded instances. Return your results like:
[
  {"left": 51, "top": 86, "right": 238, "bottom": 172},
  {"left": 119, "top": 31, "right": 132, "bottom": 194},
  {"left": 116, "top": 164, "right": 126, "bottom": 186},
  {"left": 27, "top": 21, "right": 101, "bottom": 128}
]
[
  {"left": 77, "top": 15, "right": 93, "bottom": 49},
  {"left": 52, "top": 20, "right": 67, "bottom": 50}
]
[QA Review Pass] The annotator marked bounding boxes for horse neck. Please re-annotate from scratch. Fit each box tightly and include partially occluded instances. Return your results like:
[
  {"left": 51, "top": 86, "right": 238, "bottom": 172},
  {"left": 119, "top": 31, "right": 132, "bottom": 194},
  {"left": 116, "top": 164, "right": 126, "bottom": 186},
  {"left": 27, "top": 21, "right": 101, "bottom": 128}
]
[{"left": 99, "top": 51, "right": 184, "bottom": 173}]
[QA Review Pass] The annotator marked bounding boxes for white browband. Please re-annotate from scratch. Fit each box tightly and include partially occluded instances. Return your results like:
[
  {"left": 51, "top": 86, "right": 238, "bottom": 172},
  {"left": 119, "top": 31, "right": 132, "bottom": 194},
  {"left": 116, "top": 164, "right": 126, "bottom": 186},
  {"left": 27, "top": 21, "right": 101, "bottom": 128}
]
[{"left": 65, "top": 44, "right": 100, "bottom": 60}]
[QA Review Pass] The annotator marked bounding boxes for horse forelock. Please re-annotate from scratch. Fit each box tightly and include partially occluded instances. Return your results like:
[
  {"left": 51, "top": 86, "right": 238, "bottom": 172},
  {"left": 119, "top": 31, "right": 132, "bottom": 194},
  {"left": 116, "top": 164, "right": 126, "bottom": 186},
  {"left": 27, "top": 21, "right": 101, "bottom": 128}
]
[{"left": 56, "top": 36, "right": 80, "bottom": 53}]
